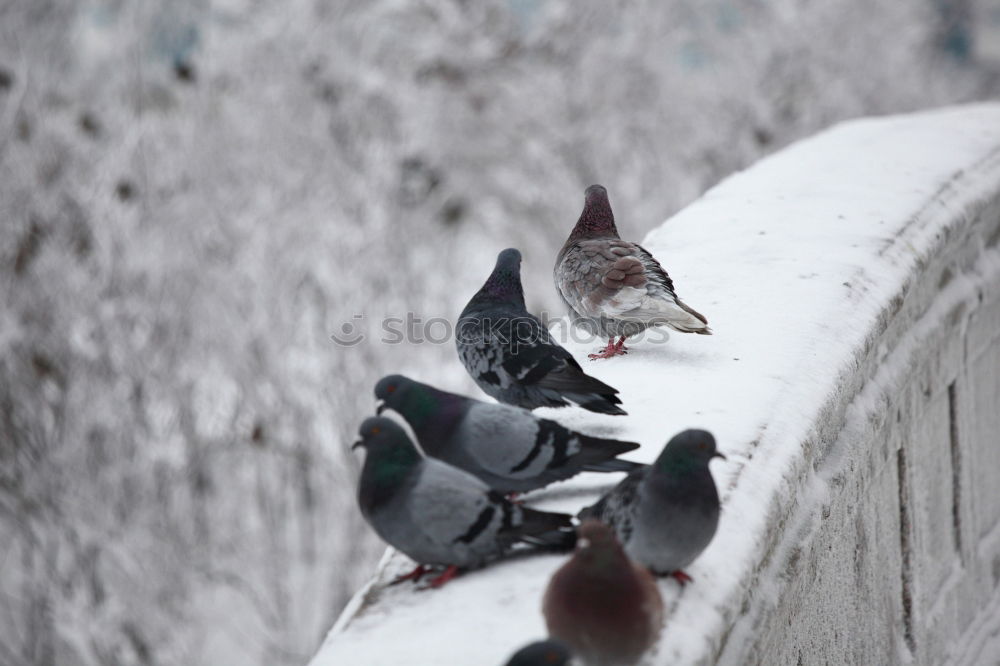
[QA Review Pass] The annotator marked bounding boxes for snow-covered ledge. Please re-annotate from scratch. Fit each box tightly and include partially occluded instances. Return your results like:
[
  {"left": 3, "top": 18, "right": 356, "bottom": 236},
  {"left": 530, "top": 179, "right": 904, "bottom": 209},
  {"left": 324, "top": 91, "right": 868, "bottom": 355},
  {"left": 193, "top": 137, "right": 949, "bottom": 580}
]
[{"left": 313, "top": 104, "right": 1000, "bottom": 665}]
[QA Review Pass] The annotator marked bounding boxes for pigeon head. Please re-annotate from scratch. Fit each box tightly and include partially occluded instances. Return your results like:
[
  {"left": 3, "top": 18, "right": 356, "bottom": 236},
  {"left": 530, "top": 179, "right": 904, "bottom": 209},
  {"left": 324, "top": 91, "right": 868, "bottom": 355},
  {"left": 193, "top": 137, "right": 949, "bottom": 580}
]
[
  {"left": 480, "top": 248, "right": 526, "bottom": 303},
  {"left": 653, "top": 429, "right": 726, "bottom": 474},
  {"left": 374, "top": 374, "right": 442, "bottom": 428},
  {"left": 585, "top": 184, "right": 607, "bottom": 199},
  {"left": 569, "top": 184, "right": 620, "bottom": 241},
  {"left": 353, "top": 416, "right": 421, "bottom": 462},
  {"left": 354, "top": 416, "right": 422, "bottom": 511},
  {"left": 374, "top": 374, "right": 412, "bottom": 410},
  {"left": 503, "top": 639, "right": 573, "bottom": 666},
  {"left": 571, "top": 519, "right": 631, "bottom": 574}
]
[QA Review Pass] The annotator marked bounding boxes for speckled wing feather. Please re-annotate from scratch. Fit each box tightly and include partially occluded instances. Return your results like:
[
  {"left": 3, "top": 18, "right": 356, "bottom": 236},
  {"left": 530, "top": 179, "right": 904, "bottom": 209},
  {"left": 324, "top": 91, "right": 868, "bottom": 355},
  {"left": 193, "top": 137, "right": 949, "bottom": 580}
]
[
  {"left": 457, "top": 302, "right": 625, "bottom": 414},
  {"left": 498, "top": 318, "right": 574, "bottom": 383},
  {"left": 577, "top": 465, "right": 647, "bottom": 544},
  {"left": 557, "top": 238, "right": 710, "bottom": 334},
  {"left": 457, "top": 248, "right": 627, "bottom": 413}
]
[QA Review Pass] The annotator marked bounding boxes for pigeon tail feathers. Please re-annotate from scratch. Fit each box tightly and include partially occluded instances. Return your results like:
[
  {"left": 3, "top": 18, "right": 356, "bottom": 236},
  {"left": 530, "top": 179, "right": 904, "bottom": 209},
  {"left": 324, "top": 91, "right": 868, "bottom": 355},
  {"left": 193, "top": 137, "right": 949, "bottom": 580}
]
[
  {"left": 513, "top": 505, "right": 576, "bottom": 551},
  {"left": 582, "top": 459, "right": 645, "bottom": 474}
]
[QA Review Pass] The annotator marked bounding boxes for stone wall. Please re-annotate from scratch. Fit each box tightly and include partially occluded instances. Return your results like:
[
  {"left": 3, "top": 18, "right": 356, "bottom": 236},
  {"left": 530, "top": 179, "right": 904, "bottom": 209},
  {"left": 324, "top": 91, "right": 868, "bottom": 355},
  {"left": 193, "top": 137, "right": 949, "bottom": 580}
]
[{"left": 720, "top": 150, "right": 1000, "bottom": 666}]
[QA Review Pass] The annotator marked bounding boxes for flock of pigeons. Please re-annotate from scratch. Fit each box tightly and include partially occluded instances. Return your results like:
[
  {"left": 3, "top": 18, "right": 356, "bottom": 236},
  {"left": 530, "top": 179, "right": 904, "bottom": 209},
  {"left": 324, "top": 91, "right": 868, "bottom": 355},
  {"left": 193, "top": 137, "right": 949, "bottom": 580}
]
[{"left": 351, "top": 185, "right": 724, "bottom": 666}]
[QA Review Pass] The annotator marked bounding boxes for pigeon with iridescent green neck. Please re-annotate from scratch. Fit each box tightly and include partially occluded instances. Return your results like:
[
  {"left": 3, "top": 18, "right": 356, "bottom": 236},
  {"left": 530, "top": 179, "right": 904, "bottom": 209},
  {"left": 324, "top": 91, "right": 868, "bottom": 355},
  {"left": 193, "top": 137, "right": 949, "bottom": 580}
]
[
  {"left": 353, "top": 416, "right": 575, "bottom": 587},
  {"left": 374, "top": 374, "right": 642, "bottom": 494},
  {"left": 578, "top": 429, "right": 725, "bottom": 583},
  {"left": 555, "top": 185, "right": 711, "bottom": 359},
  {"left": 457, "top": 248, "right": 626, "bottom": 414}
]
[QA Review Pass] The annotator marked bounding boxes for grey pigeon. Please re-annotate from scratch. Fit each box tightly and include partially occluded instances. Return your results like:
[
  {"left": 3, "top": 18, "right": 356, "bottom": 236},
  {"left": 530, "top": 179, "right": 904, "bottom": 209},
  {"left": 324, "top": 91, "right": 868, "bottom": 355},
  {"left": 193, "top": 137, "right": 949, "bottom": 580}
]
[
  {"left": 503, "top": 640, "right": 573, "bottom": 666},
  {"left": 543, "top": 520, "right": 664, "bottom": 666},
  {"left": 554, "top": 185, "right": 711, "bottom": 359},
  {"left": 353, "top": 416, "right": 575, "bottom": 587},
  {"left": 457, "top": 248, "right": 626, "bottom": 414},
  {"left": 374, "top": 374, "right": 643, "bottom": 494},
  {"left": 578, "top": 429, "right": 725, "bottom": 583}
]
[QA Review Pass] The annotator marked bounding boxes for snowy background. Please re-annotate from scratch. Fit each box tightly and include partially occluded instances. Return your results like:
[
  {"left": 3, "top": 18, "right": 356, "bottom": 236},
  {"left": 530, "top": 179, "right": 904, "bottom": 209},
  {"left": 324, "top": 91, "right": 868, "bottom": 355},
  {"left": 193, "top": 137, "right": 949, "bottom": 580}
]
[{"left": 1, "top": 1, "right": 999, "bottom": 665}]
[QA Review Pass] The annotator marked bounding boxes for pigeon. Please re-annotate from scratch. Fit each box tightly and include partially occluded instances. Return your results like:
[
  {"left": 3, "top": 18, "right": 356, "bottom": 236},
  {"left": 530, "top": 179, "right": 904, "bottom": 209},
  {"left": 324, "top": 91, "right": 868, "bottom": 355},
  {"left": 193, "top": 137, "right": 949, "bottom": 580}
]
[
  {"left": 374, "top": 374, "right": 643, "bottom": 494},
  {"left": 578, "top": 429, "right": 724, "bottom": 583},
  {"left": 353, "top": 416, "right": 576, "bottom": 587},
  {"left": 554, "top": 185, "right": 711, "bottom": 359},
  {"left": 503, "top": 640, "right": 573, "bottom": 666},
  {"left": 543, "top": 520, "right": 664, "bottom": 666},
  {"left": 457, "top": 248, "right": 626, "bottom": 414}
]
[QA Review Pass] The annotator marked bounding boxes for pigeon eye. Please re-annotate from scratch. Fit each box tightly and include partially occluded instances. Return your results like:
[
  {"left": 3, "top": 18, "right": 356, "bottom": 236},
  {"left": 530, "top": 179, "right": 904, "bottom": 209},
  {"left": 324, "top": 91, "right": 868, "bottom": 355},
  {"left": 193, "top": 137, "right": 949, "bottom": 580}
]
[
  {"left": 372, "top": 427, "right": 380, "bottom": 434},
  {"left": 387, "top": 385, "right": 396, "bottom": 394}
]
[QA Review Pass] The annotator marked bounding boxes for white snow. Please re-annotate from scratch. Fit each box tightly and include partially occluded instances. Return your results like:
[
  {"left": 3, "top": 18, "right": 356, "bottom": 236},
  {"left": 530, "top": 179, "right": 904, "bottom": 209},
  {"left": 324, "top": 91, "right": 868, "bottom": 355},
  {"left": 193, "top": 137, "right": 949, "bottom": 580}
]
[{"left": 311, "top": 104, "right": 1000, "bottom": 665}]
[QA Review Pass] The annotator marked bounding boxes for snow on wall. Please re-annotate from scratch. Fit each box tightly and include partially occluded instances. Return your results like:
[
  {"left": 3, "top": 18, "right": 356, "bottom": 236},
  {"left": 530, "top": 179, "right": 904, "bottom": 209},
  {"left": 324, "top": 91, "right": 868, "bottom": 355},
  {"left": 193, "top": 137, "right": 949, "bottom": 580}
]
[{"left": 312, "top": 104, "right": 1000, "bottom": 665}]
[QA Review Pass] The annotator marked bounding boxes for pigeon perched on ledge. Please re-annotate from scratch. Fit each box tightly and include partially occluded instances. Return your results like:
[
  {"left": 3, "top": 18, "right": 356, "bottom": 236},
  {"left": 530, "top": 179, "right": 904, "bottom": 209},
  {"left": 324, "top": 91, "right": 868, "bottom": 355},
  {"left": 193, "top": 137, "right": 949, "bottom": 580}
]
[
  {"left": 503, "top": 639, "right": 573, "bottom": 666},
  {"left": 543, "top": 520, "right": 664, "bottom": 666},
  {"left": 457, "top": 248, "right": 626, "bottom": 414},
  {"left": 374, "top": 374, "right": 643, "bottom": 494},
  {"left": 578, "top": 429, "right": 724, "bottom": 583},
  {"left": 353, "top": 416, "right": 575, "bottom": 587},
  {"left": 554, "top": 185, "right": 711, "bottom": 359}
]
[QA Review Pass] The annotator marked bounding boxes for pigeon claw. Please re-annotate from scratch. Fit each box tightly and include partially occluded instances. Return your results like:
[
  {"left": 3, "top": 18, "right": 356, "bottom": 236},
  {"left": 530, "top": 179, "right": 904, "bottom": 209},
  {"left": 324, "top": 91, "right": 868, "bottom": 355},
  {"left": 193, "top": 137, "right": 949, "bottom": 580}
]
[
  {"left": 588, "top": 337, "right": 628, "bottom": 360},
  {"left": 390, "top": 564, "right": 430, "bottom": 585},
  {"left": 670, "top": 570, "right": 694, "bottom": 585},
  {"left": 428, "top": 565, "right": 461, "bottom": 588}
]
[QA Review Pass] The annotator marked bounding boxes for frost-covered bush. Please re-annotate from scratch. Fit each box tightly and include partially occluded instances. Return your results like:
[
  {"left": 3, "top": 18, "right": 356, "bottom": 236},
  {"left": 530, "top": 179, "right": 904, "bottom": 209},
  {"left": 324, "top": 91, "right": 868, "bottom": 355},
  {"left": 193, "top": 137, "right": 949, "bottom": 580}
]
[{"left": 0, "top": 0, "right": 993, "bottom": 664}]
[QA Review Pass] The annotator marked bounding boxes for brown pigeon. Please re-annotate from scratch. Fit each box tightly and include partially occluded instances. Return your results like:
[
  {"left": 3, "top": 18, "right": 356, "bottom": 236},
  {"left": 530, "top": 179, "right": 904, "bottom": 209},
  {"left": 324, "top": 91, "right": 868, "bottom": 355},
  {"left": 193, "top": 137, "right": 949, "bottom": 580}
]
[
  {"left": 543, "top": 520, "right": 664, "bottom": 666},
  {"left": 554, "top": 185, "right": 710, "bottom": 359}
]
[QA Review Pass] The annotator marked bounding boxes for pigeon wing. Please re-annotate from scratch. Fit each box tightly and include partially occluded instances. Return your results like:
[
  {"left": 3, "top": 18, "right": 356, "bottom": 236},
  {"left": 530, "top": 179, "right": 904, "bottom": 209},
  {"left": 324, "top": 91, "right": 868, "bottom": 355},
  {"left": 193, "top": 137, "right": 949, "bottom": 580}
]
[
  {"left": 405, "top": 460, "right": 510, "bottom": 559},
  {"left": 497, "top": 316, "right": 575, "bottom": 384},
  {"left": 578, "top": 466, "right": 647, "bottom": 544},
  {"left": 561, "top": 239, "right": 709, "bottom": 332}
]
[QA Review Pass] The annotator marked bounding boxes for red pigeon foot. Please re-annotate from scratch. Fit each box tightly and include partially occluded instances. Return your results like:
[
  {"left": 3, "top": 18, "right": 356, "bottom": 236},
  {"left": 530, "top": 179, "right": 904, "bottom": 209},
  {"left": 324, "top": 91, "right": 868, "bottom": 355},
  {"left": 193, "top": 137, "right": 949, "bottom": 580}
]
[
  {"left": 614, "top": 336, "right": 628, "bottom": 353},
  {"left": 589, "top": 338, "right": 627, "bottom": 360},
  {"left": 670, "top": 570, "right": 693, "bottom": 585},
  {"left": 391, "top": 564, "right": 430, "bottom": 585},
  {"left": 428, "top": 565, "right": 461, "bottom": 588}
]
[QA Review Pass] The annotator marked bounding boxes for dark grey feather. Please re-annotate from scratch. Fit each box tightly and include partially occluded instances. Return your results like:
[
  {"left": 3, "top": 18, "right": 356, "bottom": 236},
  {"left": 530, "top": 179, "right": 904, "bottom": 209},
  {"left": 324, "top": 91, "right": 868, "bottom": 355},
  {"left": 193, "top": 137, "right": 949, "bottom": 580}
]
[{"left": 457, "top": 248, "right": 626, "bottom": 414}]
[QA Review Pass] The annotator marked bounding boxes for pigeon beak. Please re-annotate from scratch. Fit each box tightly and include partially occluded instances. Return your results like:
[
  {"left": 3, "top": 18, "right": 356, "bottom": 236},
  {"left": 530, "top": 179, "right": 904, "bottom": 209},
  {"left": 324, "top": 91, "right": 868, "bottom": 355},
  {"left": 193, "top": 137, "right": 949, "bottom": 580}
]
[
  {"left": 351, "top": 439, "right": 363, "bottom": 450},
  {"left": 713, "top": 452, "right": 728, "bottom": 461},
  {"left": 375, "top": 400, "right": 387, "bottom": 415}
]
